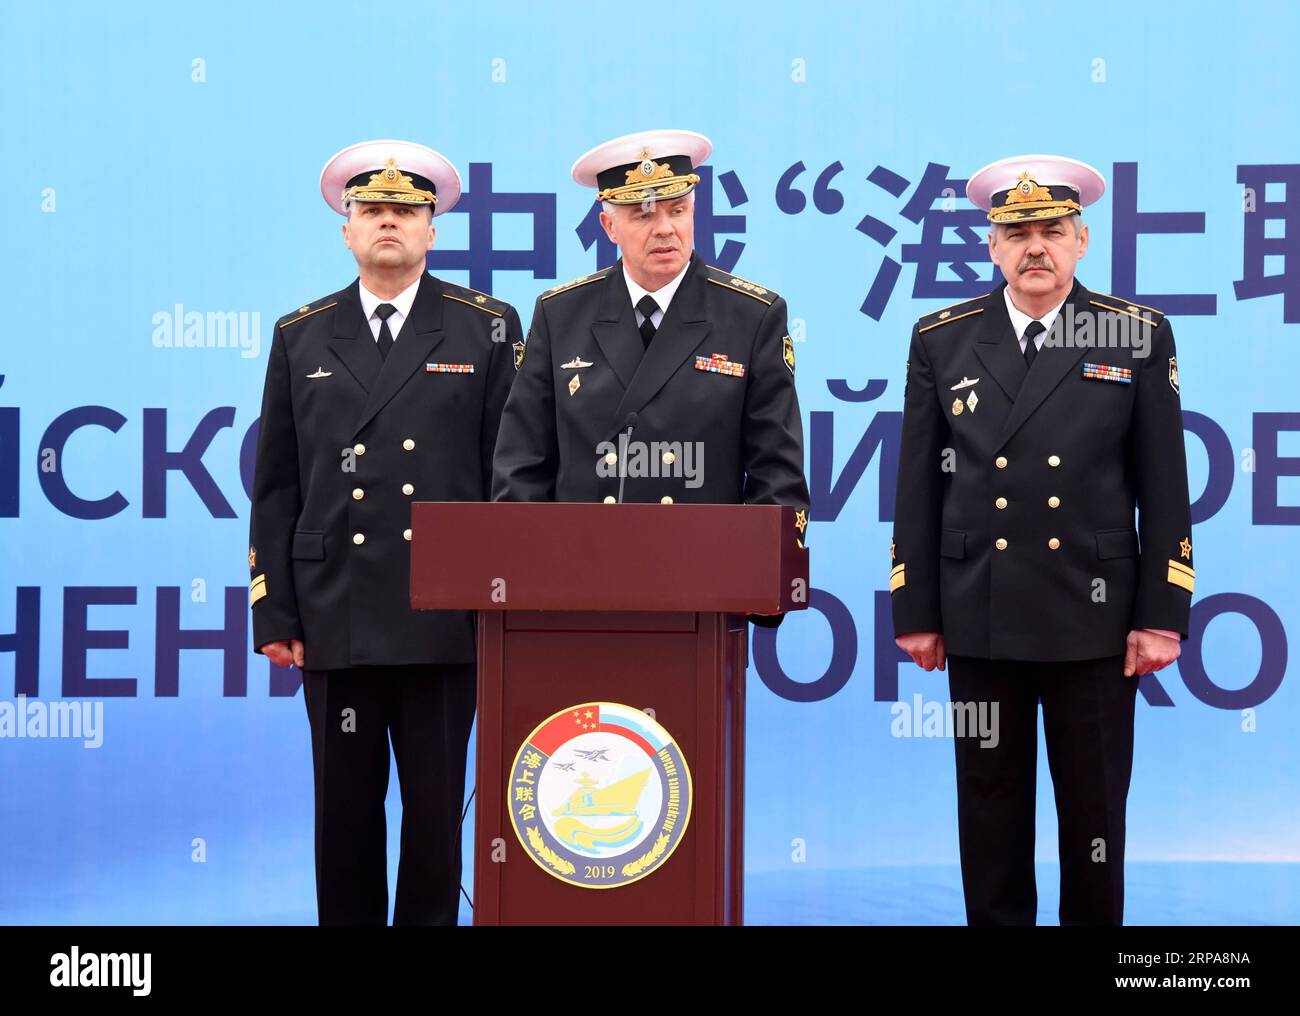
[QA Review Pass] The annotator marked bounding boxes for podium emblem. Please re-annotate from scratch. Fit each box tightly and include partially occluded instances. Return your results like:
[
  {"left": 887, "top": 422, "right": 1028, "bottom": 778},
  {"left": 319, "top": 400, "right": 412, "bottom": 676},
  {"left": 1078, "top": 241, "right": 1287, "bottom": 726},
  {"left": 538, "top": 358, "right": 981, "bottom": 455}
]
[{"left": 508, "top": 701, "right": 693, "bottom": 888}]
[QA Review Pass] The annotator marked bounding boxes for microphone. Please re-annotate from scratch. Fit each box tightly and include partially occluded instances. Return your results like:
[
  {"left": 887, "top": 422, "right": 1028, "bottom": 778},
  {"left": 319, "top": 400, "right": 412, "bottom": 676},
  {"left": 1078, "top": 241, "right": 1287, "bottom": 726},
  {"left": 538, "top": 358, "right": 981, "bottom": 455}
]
[{"left": 616, "top": 412, "right": 638, "bottom": 504}]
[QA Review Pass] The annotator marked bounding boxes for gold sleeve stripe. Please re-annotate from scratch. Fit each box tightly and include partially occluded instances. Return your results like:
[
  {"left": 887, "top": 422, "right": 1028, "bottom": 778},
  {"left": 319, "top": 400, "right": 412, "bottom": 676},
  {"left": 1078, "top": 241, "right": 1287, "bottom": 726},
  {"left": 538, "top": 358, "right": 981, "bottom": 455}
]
[
  {"left": 919, "top": 308, "right": 984, "bottom": 333},
  {"left": 443, "top": 293, "right": 505, "bottom": 316},
  {"left": 283, "top": 302, "right": 338, "bottom": 327},
  {"left": 889, "top": 564, "right": 906, "bottom": 592},
  {"left": 250, "top": 577, "right": 268, "bottom": 606},
  {"left": 1167, "top": 560, "right": 1195, "bottom": 592}
]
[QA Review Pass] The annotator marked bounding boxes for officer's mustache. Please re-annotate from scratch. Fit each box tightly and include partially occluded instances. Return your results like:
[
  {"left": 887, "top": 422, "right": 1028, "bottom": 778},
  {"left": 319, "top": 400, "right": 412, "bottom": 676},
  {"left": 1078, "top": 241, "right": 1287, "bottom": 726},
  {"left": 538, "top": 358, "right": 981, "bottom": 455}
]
[{"left": 1017, "top": 254, "right": 1055, "bottom": 274}]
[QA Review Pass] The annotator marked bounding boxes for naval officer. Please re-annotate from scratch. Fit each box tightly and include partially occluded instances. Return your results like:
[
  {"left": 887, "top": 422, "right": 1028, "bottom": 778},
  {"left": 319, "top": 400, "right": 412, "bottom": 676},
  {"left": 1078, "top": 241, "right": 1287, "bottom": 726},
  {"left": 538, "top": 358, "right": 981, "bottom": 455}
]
[
  {"left": 491, "top": 129, "right": 810, "bottom": 579},
  {"left": 249, "top": 139, "right": 521, "bottom": 925},
  {"left": 890, "top": 155, "right": 1193, "bottom": 925}
]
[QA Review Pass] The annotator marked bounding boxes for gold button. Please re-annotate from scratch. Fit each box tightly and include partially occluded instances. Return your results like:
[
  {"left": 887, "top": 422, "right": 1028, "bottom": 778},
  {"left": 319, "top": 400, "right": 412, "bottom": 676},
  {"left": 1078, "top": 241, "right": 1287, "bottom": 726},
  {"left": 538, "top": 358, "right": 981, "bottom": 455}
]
[
  {"left": 604, "top": 451, "right": 618, "bottom": 466},
  {"left": 995, "top": 538, "right": 1008, "bottom": 550},
  {"left": 1048, "top": 496, "right": 1060, "bottom": 508},
  {"left": 353, "top": 443, "right": 366, "bottom": 456},
  {"left": 1048, "top": 537, "right": 1061, "bottom": 550},
  {"left": 662, "top": 451, "right": 676, "bottom": 465},
  {"left": 995, "top": 456, "right": 1008, "bottom": 469},
  {"left": 660, "top": 496, "right": 674, "bottom": 505},
  {"left": 352, "top": 487, "right": 364, "bottom": 500},
  {"left": 603, "top": 495, "right": 616, "bottom": 504},
  {"left": 995, "top": 497, "right": 1008, "bottom": 509},
  {"left": 403, "top": 528, "right": 412, "bottom": 542},
  {"left": 402, "top": 439, "right": 415, "bottom": 451},
  {"left": 352, "top": 533, "right": 365, "bottom": 545},
  {"left": 1048, "top": 454, "right": 1061, "bottom": 467},
  {"left": 402, "top": 483, "right": 414, "bottom": 496}
]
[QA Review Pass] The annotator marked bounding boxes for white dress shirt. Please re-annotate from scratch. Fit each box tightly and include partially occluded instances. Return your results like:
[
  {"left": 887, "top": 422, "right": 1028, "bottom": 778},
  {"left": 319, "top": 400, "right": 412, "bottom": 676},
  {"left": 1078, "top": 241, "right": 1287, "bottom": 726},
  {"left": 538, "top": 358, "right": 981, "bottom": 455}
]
[
  {"left": 624, "top": 261, "right": 691, "bottom": 329},
  {"left": 1003, "top": 286, "right": 1067, "bottom": 354},
  {"left": 359, "top": 275, "right": 422, "bottom": 343}
]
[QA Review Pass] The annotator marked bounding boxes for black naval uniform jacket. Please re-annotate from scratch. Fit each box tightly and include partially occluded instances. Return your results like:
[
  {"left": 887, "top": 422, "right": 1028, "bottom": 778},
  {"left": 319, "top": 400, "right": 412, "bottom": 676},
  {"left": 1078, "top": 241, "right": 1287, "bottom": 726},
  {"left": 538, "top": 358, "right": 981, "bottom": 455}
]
[
  {"left": 249, "top": 273, "right": 521, "bottom": 672},
  {"left": 890, "top": 279, "right": 1194, "bottom": 662},
  {"left": 490, "top": 253, "right": 810, "bottom": 526}
]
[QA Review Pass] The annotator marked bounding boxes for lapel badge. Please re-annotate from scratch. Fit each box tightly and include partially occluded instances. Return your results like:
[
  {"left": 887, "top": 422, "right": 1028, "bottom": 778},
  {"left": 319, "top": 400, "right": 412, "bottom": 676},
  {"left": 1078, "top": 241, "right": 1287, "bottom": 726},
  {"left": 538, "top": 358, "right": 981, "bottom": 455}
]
[
  {"left": 426, "top": 363, "right": 475, "bottom": 373},
  {"left": 1168, "top": 356, "right": 1179, "bottom": 393},
  {"left": 569, "top": 374, "right": 581, "bottom": 397},
  {"left": 306, "top": 367, "right": 332, "bottom": 379},
  {"left": 694, "top": 353, "right": 746, "bottom": 377},
  {"left": 561, "top": 357, "right": 594, "bottom": 369},
  {"left": 782, "top": 335, "right": 796, "bottom": 375},
  {"left": 513, "top": 341, "right": 526, "bottom": 370},
  {"left": 1082, "top": 362, "right": 1132, "bottom": 384},
  {"left": 966, "top": 390, "right": 978, "bottom": 413},
  {"left": 949, "top": 376, "right": 979, "bottom": 390},
  {"left": 951, "top": 397, "right": 964, "bottom": 416}
]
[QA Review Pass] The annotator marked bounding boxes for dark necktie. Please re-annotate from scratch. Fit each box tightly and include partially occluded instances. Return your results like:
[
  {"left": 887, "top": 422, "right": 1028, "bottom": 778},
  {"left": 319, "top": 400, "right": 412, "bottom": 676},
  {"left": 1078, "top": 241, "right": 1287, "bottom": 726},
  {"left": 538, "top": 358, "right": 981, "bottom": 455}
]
[
  {"left": 636, "top": 295, "right": 659, "bottom": 349},
  {"left": 1022, "top": 319, "right": 1046, "bottom": 368},
  {"left": 375, "top": 303, "right": 397, "bottom": 360}
]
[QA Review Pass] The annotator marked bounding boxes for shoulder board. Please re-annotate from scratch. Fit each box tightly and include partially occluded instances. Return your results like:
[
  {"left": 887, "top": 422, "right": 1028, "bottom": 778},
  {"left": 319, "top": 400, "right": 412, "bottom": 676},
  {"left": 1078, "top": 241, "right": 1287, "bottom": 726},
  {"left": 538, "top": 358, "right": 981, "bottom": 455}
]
[
  {"left": 279, "top": 296, "right": 339, "bottom": 328},
  {"left": 704, "top": 264, "right": 778, "bottom": 305},
  {"left": 541, "top": 266, "right": 617, "bottom": 300},
  {"left": 917, "top": 295, "right": 986, "bottom": 333},
  {"left": 442, "top": 280, "right": 510, "bottom": 317},
  {"left": 1088, "top": 292, "right": 1165, "bottom": 323}
]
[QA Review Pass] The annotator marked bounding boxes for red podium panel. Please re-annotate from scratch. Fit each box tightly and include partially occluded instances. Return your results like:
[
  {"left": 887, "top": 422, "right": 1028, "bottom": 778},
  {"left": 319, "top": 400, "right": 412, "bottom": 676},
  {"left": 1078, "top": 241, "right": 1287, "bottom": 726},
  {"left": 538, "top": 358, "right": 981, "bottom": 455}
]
[{"left": 411, "top": 503, "right": 808, "bottom": 925}]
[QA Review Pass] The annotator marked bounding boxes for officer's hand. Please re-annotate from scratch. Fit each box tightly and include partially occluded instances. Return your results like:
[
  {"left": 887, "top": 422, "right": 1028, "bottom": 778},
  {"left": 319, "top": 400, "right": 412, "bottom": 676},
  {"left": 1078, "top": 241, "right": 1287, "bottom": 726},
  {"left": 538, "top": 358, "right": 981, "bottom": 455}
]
[
  {"left": 261, "top": 639, "right": 305, "bottom": 669},
  {"left": 896, "top": 632, "right": 946, "bottom": 672},
  {"left": 1123, "top": 629, "right": 1180, "bottom": 677}
]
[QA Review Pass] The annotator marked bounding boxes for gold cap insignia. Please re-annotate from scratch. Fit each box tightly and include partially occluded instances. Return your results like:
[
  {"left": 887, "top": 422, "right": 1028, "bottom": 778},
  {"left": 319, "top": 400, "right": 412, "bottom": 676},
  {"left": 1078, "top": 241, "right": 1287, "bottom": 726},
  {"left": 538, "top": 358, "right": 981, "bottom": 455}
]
[
  {"left": 344, "top": 158, "right": 437, "bottom": 208},
  {"left": 988, "top": 171, "right": 1083, "bottom": 224},
  {"left": 596, "top": 150, "right": 701, "bottom": 204}
]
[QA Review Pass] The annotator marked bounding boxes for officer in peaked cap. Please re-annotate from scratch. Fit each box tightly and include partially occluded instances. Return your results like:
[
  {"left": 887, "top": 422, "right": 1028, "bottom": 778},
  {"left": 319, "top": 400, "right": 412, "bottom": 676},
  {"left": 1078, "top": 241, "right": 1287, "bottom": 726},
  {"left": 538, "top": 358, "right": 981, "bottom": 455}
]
[
  {"left": 490, "top": 129, "right": 810, "bottom": 617},
  {"left": 890, "top": 154, "right": 1193, "bottom": 925},
  {"left": 248, "top": 139, "right": 522, "bottom": 925}
]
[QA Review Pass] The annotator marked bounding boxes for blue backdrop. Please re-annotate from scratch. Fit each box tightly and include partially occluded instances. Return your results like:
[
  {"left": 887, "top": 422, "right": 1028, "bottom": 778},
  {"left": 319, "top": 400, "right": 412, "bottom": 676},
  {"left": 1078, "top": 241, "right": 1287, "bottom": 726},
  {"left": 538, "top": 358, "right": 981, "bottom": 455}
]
[{"left": 2, "top": 0, "right": 1297, "bottom": 924}]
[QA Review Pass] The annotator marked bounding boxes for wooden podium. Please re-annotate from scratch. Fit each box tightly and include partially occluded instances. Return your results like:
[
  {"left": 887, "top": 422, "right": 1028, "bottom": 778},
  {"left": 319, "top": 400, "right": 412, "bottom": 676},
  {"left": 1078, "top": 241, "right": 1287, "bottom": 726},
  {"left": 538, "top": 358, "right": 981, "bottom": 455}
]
[{"left": 410, "top": 502, "right": 808, "bottom": 925}]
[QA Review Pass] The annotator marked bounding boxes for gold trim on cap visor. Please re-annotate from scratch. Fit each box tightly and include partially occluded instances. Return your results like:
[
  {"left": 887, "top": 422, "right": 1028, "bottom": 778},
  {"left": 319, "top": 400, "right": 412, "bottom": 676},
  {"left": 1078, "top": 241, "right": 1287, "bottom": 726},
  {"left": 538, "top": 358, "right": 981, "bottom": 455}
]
[
  {"left": 343, "top": 158, "right": 437, "bottom": 207},
  {"left": 988, "top": 201, "right": 1083, "bottom": 223},
  {"left": 987, "top": 172, "right": 1081, "bottom": 223},
  {"left": 596, "top": 151, "right": 700, "bottom": 203}
]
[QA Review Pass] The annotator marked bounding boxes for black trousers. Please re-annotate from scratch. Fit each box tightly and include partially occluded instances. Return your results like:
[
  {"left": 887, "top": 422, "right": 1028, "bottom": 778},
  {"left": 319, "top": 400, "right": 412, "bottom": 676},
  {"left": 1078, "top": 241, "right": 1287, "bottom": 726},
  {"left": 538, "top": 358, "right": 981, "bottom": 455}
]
[
  {"left": 301, "top": 663, "right": 477, "bottom": 926},
  {"left": 946, "top": 653, "right": 1137, "bottom": 926}
]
